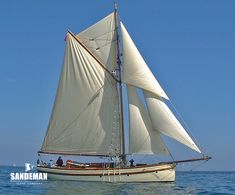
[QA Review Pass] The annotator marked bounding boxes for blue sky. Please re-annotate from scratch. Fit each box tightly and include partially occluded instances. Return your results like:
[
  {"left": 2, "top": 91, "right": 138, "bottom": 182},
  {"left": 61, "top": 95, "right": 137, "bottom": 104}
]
[{"left": 0, "top": 1, "right": 234, "bottom": 171}]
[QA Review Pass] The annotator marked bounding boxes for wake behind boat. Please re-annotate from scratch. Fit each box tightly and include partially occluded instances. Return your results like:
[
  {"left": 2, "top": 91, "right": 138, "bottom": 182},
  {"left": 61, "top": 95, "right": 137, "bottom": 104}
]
[{"left": 37, "top": 3, "right": 211, "bottom": 182}]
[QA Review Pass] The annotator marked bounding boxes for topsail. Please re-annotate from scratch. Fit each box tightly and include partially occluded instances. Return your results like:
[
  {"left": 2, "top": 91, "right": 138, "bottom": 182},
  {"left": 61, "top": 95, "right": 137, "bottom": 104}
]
[{"left": 77, "top": 13, "right": 116, "bottom": 71}]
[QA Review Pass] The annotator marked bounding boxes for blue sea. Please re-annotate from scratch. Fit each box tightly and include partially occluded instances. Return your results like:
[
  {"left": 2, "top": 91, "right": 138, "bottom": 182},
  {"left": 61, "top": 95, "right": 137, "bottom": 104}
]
[{"left": 1, "top": 166, "right": 235, "bottom": 194}]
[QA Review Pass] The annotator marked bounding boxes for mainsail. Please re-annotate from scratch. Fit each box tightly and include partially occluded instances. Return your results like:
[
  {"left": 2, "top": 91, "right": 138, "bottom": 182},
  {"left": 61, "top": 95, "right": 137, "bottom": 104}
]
[{"left": 40, "top": 14, "right": 120, "bottom": 155}]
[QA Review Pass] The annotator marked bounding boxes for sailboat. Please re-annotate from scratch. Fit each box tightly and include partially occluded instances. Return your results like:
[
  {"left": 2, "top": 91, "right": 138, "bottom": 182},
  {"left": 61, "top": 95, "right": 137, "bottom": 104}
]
[{"left": 37, "top": 4, "right": 211, "bottom": 182}]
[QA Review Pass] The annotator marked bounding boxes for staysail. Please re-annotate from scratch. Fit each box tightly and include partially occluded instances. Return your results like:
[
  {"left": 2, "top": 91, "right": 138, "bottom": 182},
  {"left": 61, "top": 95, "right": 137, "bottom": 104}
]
[
  {"left": 144, "top": 91, "right": 201, "bottom": 153},
  {"left": 121, "top": 22, "right": 168, "bottom": 100},
  {"left": 40, "top": 33, "right": 120, "bottom": 155},
  {"left": 127, "top": 85, "right": 169, "bottom": 154},
  {"left": 121, "top": 22, "right": 200, "bottom": 154}
]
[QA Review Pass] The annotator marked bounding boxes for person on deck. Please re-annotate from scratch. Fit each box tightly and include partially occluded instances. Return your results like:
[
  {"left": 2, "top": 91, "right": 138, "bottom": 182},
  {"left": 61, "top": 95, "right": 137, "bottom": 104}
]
[
  {"left": 129, "top": 159, "right": 134, "bottom": 167},
  {"left": 56, "top": 156, "right": 63, "bottom": 166}
]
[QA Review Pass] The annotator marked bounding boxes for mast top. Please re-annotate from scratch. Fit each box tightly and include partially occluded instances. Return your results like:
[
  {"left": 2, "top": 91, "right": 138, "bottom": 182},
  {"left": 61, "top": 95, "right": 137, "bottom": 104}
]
[{"left": 114, "top": 2, "right": 118, "bottom": 12}]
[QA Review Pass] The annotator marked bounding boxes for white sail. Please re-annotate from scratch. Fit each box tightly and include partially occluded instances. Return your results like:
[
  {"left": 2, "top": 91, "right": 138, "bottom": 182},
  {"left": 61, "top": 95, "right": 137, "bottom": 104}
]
[
  {"left": 121, "top": 22, "right": 168, "bottom": 100},
  {"left": 77, "top": 13, "right": 116, "bottom": 71},
  {"left": 144, "top": 91, "right": 201, "bottom": 153},
  {"left": 127, "top": 85, "right": 169, "bottom": 155},
  {"left": 40, "top": 34, "right": 120, "bottom": 155}
]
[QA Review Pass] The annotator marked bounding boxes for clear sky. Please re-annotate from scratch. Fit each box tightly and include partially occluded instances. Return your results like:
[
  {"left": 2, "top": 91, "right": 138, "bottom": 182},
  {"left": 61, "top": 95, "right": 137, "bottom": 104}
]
[{"left": 0, "top": 1, "right": 234, "bottom": 171}]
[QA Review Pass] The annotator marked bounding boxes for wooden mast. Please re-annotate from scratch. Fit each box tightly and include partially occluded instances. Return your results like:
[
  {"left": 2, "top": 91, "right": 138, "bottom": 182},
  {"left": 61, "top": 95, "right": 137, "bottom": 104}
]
[{"left": 114, "top": 2, "right": 126, "bottom": 161}]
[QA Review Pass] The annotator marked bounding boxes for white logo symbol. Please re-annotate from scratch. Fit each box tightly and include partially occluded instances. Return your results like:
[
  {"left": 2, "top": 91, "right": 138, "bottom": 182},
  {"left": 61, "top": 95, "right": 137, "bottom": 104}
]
[{"left": 25, "top": 163, "right": 34, "bottom": 172}]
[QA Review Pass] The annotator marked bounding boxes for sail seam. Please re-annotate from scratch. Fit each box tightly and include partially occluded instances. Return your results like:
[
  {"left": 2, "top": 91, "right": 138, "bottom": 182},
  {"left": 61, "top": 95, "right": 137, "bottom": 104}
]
[
  {"left": 78, "top": 29, "right": 115, "bottom": 41},
  {"left": 68, "top": 30, "right": 120, "bottom": 82},
  {"left": 90, "top": 40, "right": 117, "bottom": 53}
]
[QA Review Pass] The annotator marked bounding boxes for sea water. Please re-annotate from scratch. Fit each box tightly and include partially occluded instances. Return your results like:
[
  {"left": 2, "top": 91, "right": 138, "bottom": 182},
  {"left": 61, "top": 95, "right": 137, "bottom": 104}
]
[{"left": 1, "top": 166, "right": 235, "bottom": 194}]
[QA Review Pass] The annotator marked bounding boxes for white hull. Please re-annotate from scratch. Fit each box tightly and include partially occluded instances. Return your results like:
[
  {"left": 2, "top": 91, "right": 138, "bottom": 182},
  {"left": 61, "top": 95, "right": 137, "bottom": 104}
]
[{"left": 37, "top": 163, "right": 175, "bottom": 182}]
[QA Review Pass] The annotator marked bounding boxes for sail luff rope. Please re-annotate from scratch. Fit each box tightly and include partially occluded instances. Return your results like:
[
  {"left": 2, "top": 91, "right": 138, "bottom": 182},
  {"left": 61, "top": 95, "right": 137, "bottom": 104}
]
[
  {"left": 154, "top": 97, "right": 200, "bottom": 152},
  {"left": 168, "top": 99, "right": 203, "bottom": 154}
]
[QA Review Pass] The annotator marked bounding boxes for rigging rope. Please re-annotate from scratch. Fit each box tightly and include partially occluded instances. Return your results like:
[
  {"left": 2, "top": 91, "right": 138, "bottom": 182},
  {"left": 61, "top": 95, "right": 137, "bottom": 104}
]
[
  {"left": 79, "top": 29, "right": 116, "bottom": 51},
  {"left": 91, "top": 40, "right": 117, "bottom": 53},
  {"left": 79, "top": 29, "right": 115, "bottom": 41},
  {"left": 168, "top": 99, "right": 204, "bottom": 155},
  {"left": 189, "top": 159, "right": 208, "bottom": 171}
]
